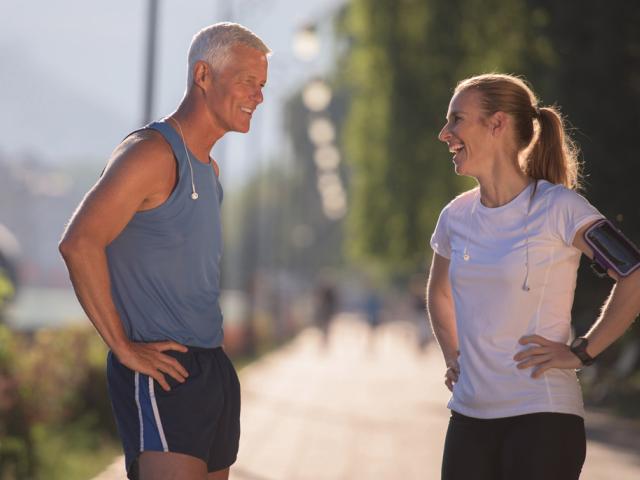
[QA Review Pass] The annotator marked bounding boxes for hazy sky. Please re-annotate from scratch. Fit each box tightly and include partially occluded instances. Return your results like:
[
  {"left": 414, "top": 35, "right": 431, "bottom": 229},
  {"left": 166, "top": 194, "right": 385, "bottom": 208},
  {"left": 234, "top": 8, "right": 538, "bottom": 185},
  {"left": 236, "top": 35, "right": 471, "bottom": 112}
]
[{"left": 1, "top": 0, "right": 344, "bottom": 185}]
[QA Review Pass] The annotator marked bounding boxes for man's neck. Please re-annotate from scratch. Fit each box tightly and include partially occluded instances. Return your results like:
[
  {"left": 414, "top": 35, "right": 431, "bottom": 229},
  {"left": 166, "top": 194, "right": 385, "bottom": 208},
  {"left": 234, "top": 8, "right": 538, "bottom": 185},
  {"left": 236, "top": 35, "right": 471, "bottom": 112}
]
[{"left": 168, "top": 95, "right": 225, "bottom": 164}]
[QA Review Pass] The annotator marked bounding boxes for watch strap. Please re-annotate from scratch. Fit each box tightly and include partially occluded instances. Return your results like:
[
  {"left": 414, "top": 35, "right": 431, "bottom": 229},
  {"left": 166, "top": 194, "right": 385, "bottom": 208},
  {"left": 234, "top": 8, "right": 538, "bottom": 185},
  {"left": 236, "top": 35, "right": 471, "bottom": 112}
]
[{"left": 570, "top": 337, "right": 595, "bottom": 366}]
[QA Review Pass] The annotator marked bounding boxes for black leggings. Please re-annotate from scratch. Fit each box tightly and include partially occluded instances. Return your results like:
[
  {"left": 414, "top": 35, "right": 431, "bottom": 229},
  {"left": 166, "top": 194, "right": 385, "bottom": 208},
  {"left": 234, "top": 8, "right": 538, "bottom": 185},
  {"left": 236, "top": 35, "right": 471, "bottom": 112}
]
[{"left": 442, "top": 411, "right": 586, "bottom": 480}]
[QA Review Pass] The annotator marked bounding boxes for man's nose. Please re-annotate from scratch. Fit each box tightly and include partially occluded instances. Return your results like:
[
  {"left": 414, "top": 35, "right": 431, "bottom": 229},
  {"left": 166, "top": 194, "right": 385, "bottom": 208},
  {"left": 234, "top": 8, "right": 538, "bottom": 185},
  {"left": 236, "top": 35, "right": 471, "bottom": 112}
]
[{"left": 252, "top": 88, "right": 264, "bottom": 105}]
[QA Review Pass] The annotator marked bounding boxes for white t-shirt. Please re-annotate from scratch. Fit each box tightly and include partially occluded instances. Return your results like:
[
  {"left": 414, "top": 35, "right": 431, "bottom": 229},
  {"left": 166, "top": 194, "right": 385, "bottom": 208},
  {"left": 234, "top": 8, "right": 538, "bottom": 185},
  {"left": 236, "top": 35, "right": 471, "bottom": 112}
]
[{"left": 430, "top": 180, "right": 603, "bottom": 419}]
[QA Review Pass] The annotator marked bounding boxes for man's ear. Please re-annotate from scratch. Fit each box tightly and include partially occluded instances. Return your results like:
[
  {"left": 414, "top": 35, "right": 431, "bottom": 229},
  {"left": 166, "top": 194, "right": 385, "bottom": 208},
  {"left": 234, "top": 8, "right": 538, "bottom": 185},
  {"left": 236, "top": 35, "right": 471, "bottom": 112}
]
[
  {"left": 192, "top": 61, "right": 211, "bottom": 91},
  {"left": 489, "top": 111, "right": 507, "bottom": 136}
]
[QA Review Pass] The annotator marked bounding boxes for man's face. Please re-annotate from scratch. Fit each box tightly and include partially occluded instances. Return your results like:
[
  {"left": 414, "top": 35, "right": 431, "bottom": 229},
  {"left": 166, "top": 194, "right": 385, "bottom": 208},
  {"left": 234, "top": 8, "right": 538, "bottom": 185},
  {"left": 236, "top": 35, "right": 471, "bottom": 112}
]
[{"left": 204, "top": 44, "right": 268, "bottom": 135}]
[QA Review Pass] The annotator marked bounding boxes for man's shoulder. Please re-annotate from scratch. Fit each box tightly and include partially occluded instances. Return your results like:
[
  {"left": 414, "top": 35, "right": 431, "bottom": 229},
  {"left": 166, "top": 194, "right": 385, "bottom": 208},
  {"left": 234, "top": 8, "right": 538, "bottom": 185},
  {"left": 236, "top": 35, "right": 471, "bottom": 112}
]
[
  {"left": 108, "top": 128, "right": 174, "bottom": 174},
  {"left": 118, "top": 128, "right": 172, "bottom": 159}
]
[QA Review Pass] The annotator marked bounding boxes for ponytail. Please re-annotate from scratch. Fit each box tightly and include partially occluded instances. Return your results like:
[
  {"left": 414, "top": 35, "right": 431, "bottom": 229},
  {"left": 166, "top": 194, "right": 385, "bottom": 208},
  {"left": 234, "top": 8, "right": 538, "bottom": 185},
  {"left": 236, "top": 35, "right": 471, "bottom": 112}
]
[
  {"left": 456, "top": 74, "right": 582, "bottom": 190},
  {"left": 525, "top": 106, "right": 581, "bottom": 190}
]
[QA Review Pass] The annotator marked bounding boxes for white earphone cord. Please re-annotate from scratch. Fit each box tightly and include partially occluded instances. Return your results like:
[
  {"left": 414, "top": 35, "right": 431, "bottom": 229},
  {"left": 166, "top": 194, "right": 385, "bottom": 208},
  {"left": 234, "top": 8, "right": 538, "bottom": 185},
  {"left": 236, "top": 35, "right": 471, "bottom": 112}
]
[
  {"left": 170, "top": 117, "right": 199, "bottom": 200},
  {"left": 463, "top": 181, "right": 537, "bottom": 292},
  {"left": 521, "top": 180, "right": 538, "bottom": 292}
]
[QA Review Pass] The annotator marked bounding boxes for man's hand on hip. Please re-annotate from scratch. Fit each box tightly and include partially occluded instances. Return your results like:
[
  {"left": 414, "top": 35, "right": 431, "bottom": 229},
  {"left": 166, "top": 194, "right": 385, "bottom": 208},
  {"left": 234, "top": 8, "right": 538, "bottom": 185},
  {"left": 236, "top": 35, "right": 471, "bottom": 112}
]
[{"left": 115, "top": 341, "right": 189, "bottom": 391}]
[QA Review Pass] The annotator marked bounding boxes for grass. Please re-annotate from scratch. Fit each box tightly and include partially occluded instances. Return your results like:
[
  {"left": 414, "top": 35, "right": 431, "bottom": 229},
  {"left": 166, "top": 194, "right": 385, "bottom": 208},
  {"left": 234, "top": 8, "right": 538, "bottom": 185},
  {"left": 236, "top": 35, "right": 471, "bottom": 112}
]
[{"left": 33, "top": 419, "right": 122, "bottom": 480}]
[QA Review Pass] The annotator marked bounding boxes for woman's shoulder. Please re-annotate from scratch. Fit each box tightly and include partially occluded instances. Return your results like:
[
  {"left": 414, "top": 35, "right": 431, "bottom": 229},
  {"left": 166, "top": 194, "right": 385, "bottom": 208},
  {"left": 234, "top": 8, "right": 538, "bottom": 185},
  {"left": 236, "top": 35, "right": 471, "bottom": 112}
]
[
  {"left": 445, "top": 187, "right": 478, "bottom": 213},
  {"left": 535, "top": 180, "right": 594, "bottom": 208}
]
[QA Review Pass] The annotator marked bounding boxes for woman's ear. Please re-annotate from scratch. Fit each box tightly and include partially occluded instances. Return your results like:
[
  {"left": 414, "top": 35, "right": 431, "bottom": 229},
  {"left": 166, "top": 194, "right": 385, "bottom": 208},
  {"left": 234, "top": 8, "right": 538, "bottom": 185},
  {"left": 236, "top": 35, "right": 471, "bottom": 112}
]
[{"left": 490, "top": 111, "right": 508, "bottom": 136}]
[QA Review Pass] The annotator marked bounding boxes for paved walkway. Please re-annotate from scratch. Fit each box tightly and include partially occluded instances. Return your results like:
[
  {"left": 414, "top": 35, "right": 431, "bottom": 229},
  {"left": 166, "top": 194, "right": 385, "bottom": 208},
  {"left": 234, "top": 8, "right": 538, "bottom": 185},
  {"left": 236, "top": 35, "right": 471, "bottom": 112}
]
[{"left": 94, "top": 314, "right": 640, "bottom": 480}]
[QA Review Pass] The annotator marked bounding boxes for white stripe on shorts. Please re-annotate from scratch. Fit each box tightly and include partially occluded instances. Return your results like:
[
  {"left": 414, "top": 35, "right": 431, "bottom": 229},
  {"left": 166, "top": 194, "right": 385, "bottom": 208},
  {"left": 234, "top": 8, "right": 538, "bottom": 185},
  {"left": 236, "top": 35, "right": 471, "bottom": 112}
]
[
  {"left": 134, "top": 372, "right": 144, "bottom": 451},
  {"left": 148, "top": 376, "right": 169, "bottom": 451}
]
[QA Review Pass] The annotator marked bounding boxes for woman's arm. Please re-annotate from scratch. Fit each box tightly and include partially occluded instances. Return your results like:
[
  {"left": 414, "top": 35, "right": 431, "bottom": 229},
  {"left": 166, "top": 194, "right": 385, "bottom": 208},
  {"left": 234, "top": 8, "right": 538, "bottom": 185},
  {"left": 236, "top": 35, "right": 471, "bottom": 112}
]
[
  {"left": 571, "top": 222, "right": 640, "bottom": 357},
  {"left": 515, "top": 221, "right": 640, "bottom": 377},
  {"left": 426, "top": 252, "right": 459, "bottom": 390}
]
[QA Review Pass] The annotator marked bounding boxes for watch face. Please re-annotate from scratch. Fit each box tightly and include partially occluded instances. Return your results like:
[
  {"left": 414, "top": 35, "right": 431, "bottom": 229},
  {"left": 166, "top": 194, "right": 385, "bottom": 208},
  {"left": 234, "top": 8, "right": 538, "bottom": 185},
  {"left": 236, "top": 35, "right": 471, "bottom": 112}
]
[{"left": 570, "top": 337, "right": 594, "bottom": 366}]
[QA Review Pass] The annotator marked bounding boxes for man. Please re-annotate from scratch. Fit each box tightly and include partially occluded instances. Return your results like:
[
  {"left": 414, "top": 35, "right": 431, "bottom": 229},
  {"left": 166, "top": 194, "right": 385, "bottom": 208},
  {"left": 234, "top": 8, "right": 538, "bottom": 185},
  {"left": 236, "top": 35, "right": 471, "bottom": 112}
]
[{"left": 59, "top": 23, "right": 270, "bottom": 480}]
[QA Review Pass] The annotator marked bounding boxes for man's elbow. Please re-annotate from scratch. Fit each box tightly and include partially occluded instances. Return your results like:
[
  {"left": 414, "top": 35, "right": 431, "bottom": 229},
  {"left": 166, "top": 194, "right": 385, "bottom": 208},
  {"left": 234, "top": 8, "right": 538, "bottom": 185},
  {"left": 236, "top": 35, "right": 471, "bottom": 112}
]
[
  {"left": 58, "top": 232, "right": 91, "bottom": 263},
  {"left": 58, "top": 234, "right": 76, "bottom": 262}
]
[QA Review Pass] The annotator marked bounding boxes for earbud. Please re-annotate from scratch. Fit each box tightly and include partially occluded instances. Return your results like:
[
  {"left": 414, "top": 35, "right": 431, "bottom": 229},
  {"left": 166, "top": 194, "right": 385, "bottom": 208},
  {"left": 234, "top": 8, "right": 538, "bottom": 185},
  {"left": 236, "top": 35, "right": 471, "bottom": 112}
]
[{"left": 191, "top": 191, "right": 199, "bottom": 200}]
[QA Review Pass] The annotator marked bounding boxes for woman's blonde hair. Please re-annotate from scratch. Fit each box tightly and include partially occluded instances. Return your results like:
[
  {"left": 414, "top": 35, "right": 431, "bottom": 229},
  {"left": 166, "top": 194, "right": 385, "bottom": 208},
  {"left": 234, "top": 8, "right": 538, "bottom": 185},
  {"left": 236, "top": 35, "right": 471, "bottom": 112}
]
[{"left": 456, "top": 73, "right": 580, "bottom": 190}]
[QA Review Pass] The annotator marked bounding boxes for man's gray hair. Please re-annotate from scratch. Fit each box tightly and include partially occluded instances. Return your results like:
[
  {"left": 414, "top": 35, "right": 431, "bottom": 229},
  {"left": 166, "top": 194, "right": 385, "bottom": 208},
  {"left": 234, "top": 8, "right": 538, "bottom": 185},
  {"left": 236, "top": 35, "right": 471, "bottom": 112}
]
[{"left": 187, "top": 22, "right": 271, "bottom": 86}]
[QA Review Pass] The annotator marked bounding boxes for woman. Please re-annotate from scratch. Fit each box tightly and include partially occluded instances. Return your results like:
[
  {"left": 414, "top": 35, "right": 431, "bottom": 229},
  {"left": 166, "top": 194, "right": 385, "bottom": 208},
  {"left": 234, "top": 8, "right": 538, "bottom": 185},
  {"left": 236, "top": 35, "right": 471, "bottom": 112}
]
[{"left": 426, "top": 73, "right": 640, "bottom": 480}]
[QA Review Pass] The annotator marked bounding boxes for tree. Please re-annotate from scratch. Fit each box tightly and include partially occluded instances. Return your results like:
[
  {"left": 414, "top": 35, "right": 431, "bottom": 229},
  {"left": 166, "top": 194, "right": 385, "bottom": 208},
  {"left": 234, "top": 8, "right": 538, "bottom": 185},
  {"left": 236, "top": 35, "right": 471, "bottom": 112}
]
[
  {"left": 339, "top": 0, "right": 551, "bottom": 275},
  {"left": 523, "top": 1, "right": 640, "bottom": 401}
]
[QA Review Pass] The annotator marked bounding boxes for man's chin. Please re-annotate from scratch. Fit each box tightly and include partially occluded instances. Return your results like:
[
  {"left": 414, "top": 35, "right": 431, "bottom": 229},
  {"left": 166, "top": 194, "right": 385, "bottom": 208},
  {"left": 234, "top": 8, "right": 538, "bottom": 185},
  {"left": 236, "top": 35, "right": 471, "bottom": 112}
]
[{"left": 235, "top": 123, "right": 251, "bottom": 134}]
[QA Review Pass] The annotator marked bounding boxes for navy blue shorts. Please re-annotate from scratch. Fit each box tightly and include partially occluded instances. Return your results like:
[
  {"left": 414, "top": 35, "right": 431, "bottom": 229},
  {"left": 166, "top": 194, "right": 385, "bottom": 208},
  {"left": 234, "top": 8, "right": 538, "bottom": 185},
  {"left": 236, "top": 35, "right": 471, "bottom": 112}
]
[{"left": 107, "top": 346, "right": 241, "bottom": 479}]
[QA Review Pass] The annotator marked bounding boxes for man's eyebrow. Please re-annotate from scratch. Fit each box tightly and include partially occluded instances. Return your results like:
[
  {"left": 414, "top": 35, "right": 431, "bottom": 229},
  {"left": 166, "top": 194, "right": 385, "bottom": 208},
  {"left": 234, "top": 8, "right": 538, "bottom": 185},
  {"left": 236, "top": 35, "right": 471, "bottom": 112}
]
[{"left": 246, "top": 74, "right": 266, "bottom": 83}]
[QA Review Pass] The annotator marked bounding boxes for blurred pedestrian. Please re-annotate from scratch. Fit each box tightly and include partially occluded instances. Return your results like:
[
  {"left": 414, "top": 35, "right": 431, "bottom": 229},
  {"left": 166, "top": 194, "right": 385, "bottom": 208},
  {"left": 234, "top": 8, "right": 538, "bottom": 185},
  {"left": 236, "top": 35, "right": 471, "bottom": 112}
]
[
  {"left": 427, "top": 73, "right": 640, "bottom": 480},
  {"left": 59, "top": 23, "right": 270, "bottom": 480},
  {"left": 409, "top": 273, "right": 431, "bottom": 350},
  {"left": 315, "top": 281, "right": 337, "bottom": 347},
  {"left": 362, "top": 288, "right": 383, "bottom": 353},
  {"left": 364, "top": 289, "right": 382, "bottom": 330}
]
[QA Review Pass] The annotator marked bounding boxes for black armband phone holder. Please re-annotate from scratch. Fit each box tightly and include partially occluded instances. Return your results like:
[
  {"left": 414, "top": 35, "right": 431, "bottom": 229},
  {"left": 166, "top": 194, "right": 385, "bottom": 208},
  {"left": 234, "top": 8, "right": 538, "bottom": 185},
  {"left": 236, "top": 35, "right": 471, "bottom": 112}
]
[{"left": 584, "top": 219, "right": 640, "bottom": 278}]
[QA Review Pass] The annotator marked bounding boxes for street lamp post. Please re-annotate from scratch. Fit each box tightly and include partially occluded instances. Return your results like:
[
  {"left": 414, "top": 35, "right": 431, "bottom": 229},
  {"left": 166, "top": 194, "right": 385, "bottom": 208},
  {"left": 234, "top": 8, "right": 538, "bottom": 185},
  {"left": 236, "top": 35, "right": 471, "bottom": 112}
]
[{"left": 142, "top": 0, "right": 159, "bottom": 125}]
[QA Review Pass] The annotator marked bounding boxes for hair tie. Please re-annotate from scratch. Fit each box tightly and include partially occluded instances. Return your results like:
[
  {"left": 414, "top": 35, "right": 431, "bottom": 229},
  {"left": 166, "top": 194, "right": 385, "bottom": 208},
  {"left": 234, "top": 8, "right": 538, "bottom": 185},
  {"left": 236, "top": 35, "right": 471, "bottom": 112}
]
[{"left": 533, "top": 106, "right": 541, "bottom": 118}]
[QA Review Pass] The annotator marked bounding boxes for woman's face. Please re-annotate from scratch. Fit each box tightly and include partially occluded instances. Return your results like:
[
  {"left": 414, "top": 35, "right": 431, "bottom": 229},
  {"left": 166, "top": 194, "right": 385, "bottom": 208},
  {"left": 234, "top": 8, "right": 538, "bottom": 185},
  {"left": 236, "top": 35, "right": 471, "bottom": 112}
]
[{"left": 438, "top": 89, "right": 494, "bottom": 177}]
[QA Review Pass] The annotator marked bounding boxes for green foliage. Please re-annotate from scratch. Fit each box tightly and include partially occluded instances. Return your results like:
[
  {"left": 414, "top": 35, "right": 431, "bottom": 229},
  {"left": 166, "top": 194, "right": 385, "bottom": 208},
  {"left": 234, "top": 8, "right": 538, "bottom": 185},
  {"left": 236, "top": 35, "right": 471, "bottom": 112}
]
[
  {"left": 0, "top": 325, "right": 35, "bottom": 479},
  {"left": 519, "top": 0, "right": 640, "bottom": 340},
  {"left": 0, "top": 268, "right": 15, "bottom": 311},
  {"left": 0, "top": 325, "right": 118, "bottom": 479},
  {"left": 339, "top": 0, "right": 552, "bottom": 275},
  {"left": 31, "top": 421, "right": 121, "bottom": 480}
]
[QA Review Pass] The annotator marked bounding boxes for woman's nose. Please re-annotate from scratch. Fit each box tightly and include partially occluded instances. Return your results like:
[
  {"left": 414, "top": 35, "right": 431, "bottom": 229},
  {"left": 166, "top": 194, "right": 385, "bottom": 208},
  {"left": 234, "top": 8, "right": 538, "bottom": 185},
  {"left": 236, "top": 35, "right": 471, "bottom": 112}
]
[{"left": 438, "top": 124, "right": 450, "bottom": 143}]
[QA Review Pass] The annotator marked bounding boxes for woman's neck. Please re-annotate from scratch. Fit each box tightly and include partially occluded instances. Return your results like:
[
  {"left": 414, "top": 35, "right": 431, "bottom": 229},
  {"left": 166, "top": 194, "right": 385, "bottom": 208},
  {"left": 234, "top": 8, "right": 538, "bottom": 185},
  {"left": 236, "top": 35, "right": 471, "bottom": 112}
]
[{"left": 476, "top": 160, "right": 532, "bottom": 208}]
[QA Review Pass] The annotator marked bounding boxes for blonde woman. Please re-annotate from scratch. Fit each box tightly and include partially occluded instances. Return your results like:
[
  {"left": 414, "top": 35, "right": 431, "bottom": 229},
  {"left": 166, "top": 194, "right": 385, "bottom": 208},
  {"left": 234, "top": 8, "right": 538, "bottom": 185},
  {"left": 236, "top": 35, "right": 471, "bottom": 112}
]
[{"left": 427, "top": 73, "right": 640, "bottom": 480}]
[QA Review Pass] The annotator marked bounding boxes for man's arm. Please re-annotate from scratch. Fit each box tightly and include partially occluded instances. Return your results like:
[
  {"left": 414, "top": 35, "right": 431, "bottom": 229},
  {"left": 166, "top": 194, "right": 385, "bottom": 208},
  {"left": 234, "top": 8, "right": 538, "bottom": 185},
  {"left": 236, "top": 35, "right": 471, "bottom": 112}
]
[
  {"left": 59, "top": 131, "right": 188, "bottom": 391},
  {"left": 426, "top": 252, "right": 459, "bottom": 391}
]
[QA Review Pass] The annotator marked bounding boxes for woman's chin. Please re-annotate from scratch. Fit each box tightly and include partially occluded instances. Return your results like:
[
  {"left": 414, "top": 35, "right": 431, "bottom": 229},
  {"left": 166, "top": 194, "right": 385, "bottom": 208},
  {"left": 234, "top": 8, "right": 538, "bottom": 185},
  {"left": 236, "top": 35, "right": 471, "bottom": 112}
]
[
  {"left": 454, "top": 165, "right": 477, "bottom": 179},
  {"left": 453, "top": 162, "right": 466, "bottom": 176}
]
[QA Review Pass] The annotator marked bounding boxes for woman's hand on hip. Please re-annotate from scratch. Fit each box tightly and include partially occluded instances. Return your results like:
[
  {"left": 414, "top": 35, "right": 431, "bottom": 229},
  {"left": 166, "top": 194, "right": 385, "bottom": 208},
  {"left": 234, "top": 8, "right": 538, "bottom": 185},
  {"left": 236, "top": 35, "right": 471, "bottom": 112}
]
[
  {"left": 444, "top": 358, "right": 460, "bottom": 391},
  {"left": 514, "top": 335, "right": 582, "bottom": 378}
]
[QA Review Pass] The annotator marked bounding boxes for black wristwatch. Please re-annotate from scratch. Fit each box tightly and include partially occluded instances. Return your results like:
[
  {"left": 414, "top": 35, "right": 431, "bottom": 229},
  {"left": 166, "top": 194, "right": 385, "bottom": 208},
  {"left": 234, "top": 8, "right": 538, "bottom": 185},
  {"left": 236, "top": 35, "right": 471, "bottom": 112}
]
[{"left": 569, "top": 337, "right": 595, "bottom": 367}]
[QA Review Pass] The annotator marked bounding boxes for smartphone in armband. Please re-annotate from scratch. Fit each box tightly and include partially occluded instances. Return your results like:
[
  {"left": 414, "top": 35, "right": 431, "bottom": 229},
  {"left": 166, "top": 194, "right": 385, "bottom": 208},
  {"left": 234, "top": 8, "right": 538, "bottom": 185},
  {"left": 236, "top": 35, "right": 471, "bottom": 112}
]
[{"left": 584, "top": 219, "right": 640, "bottom": 278}]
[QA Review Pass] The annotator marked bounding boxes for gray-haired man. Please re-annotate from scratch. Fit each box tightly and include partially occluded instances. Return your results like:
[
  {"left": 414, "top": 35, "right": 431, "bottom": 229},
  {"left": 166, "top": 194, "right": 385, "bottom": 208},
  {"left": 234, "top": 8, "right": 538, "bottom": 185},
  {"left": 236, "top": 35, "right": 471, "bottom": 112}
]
[{"left": 60, "top": 23, "right": 270, "bottom": 480}]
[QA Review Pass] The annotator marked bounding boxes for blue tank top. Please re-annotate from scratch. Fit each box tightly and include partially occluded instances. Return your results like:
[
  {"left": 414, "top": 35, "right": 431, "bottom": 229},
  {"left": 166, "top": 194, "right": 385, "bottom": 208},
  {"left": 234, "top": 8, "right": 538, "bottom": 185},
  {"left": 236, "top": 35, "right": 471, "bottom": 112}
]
[{"left": 106, "top": 120, "right": 224, "bottom": 348}]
